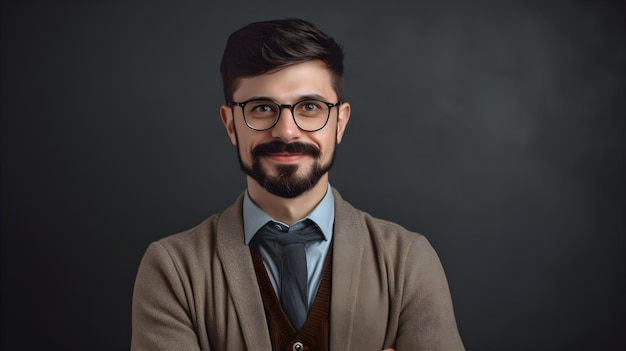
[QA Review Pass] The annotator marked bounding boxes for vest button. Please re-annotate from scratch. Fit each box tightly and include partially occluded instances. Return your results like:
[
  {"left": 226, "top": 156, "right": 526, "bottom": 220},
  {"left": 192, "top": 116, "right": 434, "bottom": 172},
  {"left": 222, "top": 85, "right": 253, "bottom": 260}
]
[{"left": 293, "top": 341, "right": 303, "bottom": 351}]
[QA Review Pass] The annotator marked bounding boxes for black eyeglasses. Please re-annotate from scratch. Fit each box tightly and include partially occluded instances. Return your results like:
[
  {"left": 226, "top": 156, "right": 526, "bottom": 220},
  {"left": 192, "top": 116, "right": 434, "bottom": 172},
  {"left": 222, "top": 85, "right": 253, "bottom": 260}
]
[{"left": 228, "top": 98, "right": 341, "bottom": 132}]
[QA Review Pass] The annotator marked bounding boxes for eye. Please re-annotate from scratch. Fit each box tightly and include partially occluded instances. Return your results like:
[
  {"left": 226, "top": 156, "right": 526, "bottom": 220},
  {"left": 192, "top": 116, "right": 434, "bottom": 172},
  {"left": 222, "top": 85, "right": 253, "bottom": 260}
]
[
  {"left": 253, "top": 104, "right": 274, "bottom": 113},
  {"left": 297, "top": 100, "right": 324, "bottom": 113},
  {"left": 302, "top": 102, "right": 320, "bottom": 111},
  {"left": 245, "top": 101, "right": 278, "bottom": 116}
]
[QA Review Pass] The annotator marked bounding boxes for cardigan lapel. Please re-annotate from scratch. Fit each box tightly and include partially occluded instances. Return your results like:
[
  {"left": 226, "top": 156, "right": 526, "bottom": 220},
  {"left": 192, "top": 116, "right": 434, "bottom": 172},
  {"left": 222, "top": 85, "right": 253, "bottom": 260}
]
[
  {"left": 329, "top": 189, "right": 366, "bottom": 350},
  {"left": 216, "top": 194, "right": 272, "bottom": 350}
]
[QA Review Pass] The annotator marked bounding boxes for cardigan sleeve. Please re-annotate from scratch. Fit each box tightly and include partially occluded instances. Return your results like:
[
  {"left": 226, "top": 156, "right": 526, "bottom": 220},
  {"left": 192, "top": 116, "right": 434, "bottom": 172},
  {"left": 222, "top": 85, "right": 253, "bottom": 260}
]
[
  {"left": 131, "top": 241, "right": 205, "bottom": 351},
  {"left": 394, "top": 235, "right": 465, "bottom": 351}
]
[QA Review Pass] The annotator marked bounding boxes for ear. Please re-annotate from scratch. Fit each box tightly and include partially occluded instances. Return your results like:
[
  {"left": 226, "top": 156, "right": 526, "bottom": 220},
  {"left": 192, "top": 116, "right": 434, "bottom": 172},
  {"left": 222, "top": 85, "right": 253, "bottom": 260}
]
[
  {"left": 220, "top": 105, "right": 237, "bottom": 146},
  {"left": 335, "top": 102, "right": 351, "bottom": 144}
]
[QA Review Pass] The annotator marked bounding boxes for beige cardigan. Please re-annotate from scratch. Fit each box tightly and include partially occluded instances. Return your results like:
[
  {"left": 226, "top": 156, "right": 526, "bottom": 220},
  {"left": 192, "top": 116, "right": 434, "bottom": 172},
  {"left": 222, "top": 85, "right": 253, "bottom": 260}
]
[{"left": 131, "top": 189, "right": 464, "bottom": 350}]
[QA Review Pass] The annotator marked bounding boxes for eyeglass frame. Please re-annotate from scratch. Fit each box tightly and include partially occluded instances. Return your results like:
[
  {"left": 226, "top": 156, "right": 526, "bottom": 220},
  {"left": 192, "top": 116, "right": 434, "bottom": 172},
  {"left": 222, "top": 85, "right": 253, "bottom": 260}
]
[{"left": 227, "top": 98, "right": 342, "bottom": 132}]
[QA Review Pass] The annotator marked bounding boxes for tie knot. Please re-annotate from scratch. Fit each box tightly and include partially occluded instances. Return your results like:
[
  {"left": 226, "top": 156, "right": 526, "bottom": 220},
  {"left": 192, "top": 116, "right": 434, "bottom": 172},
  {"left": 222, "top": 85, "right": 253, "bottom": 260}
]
[
  {"left": 253, "top": 220, "right": 324, "bottom": 249},
  {"left": 271, "top": 222, "right": 288, "bottom": 232}
]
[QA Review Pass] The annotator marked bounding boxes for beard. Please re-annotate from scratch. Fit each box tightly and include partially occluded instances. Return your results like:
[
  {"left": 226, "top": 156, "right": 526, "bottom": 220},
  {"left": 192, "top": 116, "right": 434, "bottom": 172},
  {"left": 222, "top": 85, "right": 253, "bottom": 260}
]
[{"left": 236, "top": 139, "right": 336, "bottom": 199}]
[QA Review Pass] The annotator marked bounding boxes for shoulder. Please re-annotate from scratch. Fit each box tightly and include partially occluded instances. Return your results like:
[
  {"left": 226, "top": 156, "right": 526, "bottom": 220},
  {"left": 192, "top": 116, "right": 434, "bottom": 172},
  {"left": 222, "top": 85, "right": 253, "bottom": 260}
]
[
  {"left": 154, "top": 213, "right": 221, "bottom": 257},
  {"left": 358, "top": 207, "right": 434, "bottom": 256},
  {"left": 333, "top": 190, "right": 437, "bottom": 263},
  {"left": 137, "top": 213, "right": 222, "bottom": 279}
]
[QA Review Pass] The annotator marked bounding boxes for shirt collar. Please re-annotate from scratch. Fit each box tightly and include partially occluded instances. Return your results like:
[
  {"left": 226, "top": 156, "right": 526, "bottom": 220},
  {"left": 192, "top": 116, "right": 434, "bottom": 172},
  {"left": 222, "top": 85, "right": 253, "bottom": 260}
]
[{"left": 243, "top": 185, "right": 335, "bottom": 244}]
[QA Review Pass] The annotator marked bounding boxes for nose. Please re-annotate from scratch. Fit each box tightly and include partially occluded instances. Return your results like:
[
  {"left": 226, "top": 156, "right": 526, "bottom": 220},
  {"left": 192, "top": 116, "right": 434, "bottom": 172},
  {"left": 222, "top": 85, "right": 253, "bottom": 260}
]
[{"left": 271, "top": 106, "right": 301, "bottom": 142}]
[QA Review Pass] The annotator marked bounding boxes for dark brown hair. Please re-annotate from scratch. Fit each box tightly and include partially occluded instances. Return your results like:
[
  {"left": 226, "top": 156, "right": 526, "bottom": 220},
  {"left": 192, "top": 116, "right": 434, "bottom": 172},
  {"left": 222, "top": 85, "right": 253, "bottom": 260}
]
[{"left": 220, "top": 18, "right": 344, "bottom": 102}]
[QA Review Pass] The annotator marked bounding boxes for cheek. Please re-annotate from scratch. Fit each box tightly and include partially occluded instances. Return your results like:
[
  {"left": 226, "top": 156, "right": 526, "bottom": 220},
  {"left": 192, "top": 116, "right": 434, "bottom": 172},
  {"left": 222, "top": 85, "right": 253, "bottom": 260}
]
[
  {"left": 238, "top": 141, "right": 254, "bottom": 159},
  {"left": 235, "top": 132, "right": 264, "bottom": 161},
  {"left": 317, "top": 133, "right": 337, "bottom": 155}
]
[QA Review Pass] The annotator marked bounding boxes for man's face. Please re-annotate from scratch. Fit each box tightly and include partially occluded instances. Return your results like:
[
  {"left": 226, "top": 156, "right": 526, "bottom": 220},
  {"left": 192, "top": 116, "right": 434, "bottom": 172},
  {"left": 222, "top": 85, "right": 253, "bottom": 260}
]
[{"left": 220, "top": 60, "right": 350, "bottom": 198}]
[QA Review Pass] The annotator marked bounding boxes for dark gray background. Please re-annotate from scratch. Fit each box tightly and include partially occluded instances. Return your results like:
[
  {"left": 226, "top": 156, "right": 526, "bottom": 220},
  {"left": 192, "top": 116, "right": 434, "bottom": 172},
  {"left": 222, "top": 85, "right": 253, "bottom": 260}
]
[{"left": 1, "top": 0, "right": 624, "bottom": 350}]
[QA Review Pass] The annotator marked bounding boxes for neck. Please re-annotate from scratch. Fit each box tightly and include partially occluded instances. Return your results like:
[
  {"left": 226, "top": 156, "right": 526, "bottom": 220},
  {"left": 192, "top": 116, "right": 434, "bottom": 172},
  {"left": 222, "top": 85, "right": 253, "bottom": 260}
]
[{"left": 246, "top": 174, "right": 329, "bottom": 225}]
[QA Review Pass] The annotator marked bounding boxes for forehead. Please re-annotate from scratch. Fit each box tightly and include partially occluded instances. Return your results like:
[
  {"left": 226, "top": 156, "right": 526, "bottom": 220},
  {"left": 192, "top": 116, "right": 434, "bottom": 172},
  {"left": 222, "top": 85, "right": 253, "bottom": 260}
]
[{"left": 232, "top": 60, "right": 336, "bottom": 103}]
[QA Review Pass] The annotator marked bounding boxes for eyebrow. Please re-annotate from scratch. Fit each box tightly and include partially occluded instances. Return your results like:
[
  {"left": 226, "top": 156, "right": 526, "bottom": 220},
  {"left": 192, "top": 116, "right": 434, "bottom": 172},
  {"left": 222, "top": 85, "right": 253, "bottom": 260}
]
[{"left": 242, "top": 94, "right": 333, "bottom": 103}]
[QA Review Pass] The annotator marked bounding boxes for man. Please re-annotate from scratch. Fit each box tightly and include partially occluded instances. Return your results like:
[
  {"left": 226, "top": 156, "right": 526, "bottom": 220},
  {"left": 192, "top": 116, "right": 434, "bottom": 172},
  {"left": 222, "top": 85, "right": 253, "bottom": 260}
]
[{"left": 131, "top": 18, "right": 465, "bottom": 351}]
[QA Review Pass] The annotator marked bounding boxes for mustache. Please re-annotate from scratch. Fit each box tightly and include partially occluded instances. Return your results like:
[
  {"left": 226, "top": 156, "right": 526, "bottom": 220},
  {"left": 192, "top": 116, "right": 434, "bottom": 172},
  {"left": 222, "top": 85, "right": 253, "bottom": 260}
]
[{"left": 252, "top": 140, "right": 321, "bottom": 158}]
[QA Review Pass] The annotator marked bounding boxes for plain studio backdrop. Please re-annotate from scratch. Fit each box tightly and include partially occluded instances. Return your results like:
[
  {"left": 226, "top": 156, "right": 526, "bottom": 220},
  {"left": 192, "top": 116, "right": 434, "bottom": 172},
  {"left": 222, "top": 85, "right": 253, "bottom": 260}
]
[{"left": 1, "top": 1, "right": 624, "bottom": 350}]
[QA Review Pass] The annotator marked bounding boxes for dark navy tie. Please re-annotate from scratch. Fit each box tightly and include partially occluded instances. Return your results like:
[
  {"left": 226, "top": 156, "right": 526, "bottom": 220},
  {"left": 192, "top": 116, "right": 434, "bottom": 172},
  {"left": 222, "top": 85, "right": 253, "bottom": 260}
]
[{"left": 253, "top": 220, "right": 324, "bottom": 330}]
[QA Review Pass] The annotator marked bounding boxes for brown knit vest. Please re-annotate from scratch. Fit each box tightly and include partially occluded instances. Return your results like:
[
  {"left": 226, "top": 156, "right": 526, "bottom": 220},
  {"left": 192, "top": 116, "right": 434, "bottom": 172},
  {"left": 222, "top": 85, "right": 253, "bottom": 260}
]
[{"left": 251, "top": 242, "right": 332, "bottom": 351}]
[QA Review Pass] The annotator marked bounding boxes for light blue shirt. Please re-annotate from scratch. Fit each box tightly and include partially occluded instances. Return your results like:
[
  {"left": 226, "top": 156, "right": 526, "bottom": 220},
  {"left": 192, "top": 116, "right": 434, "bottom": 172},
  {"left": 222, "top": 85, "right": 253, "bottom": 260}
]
[{"left": 243, "top": 185, "right": 335, "bottom": 309}]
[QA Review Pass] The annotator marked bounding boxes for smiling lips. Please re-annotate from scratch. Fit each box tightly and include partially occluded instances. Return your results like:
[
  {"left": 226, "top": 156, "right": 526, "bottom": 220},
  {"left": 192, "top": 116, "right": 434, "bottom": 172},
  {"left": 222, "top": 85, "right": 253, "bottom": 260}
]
[{"left": 267, "top": 153, "right": 307, "bottom": 163}]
